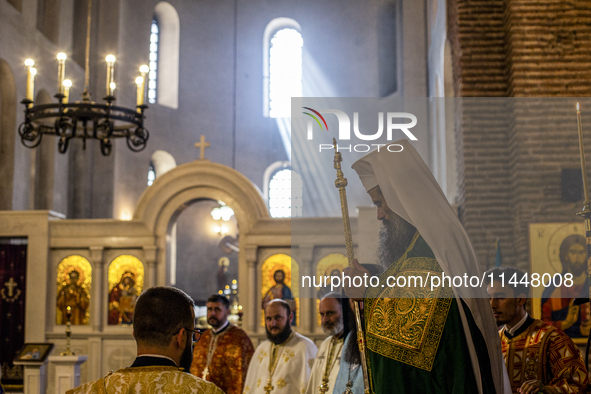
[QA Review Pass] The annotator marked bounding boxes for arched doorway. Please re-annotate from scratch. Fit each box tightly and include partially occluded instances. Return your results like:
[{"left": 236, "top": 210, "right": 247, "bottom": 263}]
[{"left": 134, "top": 160, "right": 268, "bottom": 331}]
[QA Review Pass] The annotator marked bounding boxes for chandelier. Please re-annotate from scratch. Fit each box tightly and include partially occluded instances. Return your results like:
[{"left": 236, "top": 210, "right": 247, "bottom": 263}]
[{"left": 18, "top": 0, "right": 149, "bottom": 156}]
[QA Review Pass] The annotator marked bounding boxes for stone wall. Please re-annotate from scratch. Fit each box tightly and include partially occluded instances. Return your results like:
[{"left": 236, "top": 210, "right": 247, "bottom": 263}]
[{"left": 447, "top": 0, "right": 591, "bottom": 270}]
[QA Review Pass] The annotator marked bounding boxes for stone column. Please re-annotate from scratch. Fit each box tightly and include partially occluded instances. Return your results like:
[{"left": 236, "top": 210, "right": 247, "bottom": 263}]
[
  {"left": 47, "top": 355, "right": 87, "bottom": 394},
  {"left": 88, "top": 246, "right": 104, "bottom": 332},
  {"left": 143, "top": 245, "right": 157, "bottom": 288},
  {"left": 87, "top": 246, "right": 104, "bottom": 382},
  {"left": 156, "top": 235, "right": 167, "bottom": 286},
  {"left": 297, "top": 245, "right": 315, "bottom": 335},
  {"left": 244, "top": 246, "right": 258, "bottom": 334}
]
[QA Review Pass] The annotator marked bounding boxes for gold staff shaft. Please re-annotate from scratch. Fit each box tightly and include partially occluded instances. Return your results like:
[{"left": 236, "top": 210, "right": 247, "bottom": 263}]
[
  {"left": 575, "top": 104, "right": 591, "bottom": 307},
  {"left": 333, "top": 138, "right": 371, "bottom": 394}
]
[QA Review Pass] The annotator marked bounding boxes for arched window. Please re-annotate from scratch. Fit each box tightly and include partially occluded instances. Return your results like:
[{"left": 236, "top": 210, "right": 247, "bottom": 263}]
[
  {"left": 269, "top": 168, "right": 302, "bottom": 218},
  {"left": 150, "top": 2, "right": 180, "bottom": 109},
  {"left": 147, "top": 161, "right": 156, "bottom": 186},
  {"left": 263, "top": 18, "right": 302, "bottom": 118},
  {"left": 148, "top": 19, "right": 159, "bottom": 104}
]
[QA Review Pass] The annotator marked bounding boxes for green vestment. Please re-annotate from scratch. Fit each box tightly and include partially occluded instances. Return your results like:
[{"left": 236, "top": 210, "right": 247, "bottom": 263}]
[{"left": 364, "top": 233, "right": 495, "bottom": 394}]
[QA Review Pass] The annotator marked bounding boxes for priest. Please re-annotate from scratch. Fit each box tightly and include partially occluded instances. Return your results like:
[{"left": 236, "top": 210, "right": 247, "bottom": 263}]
[
  {"left": 333, "top": 299, "right": 365, "bottom": 394},
  {"left": 487, "top": 266, "right": 589, "bottom": 393},
  {"left": 67, "top": 286, "right": 223, "bottom": 394},
  {"left": 190, "top": 294, "right": 254, "bottom": 394},
  {"left": 345, "top": 140, "right": 510, "bottom": 393},
  {"left": 243, "top": 299, "right": 317, "bottom": 394},
  {"left": 305, "top": 293, "right": 352, "bottom": 394}
]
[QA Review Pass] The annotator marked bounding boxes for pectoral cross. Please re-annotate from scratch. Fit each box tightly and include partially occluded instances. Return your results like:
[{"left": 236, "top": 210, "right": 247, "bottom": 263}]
[
  {"left": 4, "top": 277, "right": 17, "bottom": 297},
  {"left": 263, "top": 378, "right": 274, "bottom": 394},
  {"left": 343, "top": 382, "right": 353, "bottom": 394},
  {"left": 195, "top": 135, "right": 211, "bottom": 160},
  {"left": 319, "top": 378, "right": 329, "bottom": 394},
  {"left": 202, "top": 366, "right": 209, "bottom": 380}
]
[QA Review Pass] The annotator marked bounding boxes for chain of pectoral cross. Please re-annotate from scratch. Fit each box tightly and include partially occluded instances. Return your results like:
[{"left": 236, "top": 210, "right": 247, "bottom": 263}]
[
  {"left": 319, "top": 336, "right": 342, "bottom": 394},
  {"left": 264, "top": 331, "right": 294, "bottom": 394}
]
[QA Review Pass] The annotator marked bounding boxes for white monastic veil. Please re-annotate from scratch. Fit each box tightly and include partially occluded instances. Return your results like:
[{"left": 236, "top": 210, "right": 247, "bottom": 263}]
[{"left": 351, "top": 140, "right": 511, "bottom": 394}]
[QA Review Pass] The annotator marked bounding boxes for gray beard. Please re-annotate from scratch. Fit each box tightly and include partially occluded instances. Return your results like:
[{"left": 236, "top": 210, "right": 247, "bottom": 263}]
[
  {"left": 322, "top": 319, "right": 344, "bottom": 336},
  {"left": 377, "top": 217, "right": 417, "bottom": 269}
]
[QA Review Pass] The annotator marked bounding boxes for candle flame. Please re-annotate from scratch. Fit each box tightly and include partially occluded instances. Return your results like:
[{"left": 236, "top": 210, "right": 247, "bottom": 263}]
[
  {"left": 139, "top": 64, "right": 149, "bottom": 74},
  {"left": 24, "top": 59, "right": 34, "bottom": 67},
  {"left": 57, "top": 52, "right": 67, "bottom": 61},
  {"left": 63, "top": 79, "right": 72, "bottom": 88},
  {"left": 577, "top": 102, "right": 580, "bottom": 111},
  {"left": 135, "top": 76, "right": 144, "bottom": 85},
  {"left": 30, "top": 67, "right": 37, "bottom": 76},
  {"left": 67, "top": 306, "right": 71, "bottom": 311},
  {"left": 105, "top": 54, "right": 116, "bottom": 63},
  {"left": 110, "top": 82, "right": 116, "bottom": 90}
]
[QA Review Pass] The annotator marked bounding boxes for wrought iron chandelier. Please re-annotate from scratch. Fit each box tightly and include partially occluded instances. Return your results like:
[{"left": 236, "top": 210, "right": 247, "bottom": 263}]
[{"left": 18, "top": 0, "right": 149, "bottom": 156}]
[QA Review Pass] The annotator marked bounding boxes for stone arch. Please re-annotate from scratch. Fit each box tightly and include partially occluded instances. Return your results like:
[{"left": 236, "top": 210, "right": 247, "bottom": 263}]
[
  {"left": 151, "top": 150, "right": 177, "bottom": 178},
  {"left": 153, "top": 2, "right": 180, "bottom": 109},
  {"left": 134, "top": 160, "right": 268, "bottom": 277},
  {"left": 0, "top": 59, "right": 17, "bottom": 210},
  {"left": 134, "top": 160, "right": 268, "bottom": 331}
]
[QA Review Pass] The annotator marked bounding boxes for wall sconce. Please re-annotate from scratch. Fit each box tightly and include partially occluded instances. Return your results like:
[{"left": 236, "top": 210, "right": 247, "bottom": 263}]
[
  {"left": 211, "top": 202, "right": 234, "bottom": 221},
  {"left": 213, "top": 224, "right": 229, "bottom": 236}
]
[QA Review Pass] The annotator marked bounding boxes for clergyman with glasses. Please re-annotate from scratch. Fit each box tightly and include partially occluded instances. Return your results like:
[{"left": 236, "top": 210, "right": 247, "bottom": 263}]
[{"left": 67, "top": 286, "right": 223, "bottom": 394}]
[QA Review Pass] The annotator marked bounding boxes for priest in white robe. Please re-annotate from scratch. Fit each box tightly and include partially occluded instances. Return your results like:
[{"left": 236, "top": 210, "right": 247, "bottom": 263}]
[
  {"left": 244, "top": 299, "right": 317, "bottom": 394},
  {"left": 306, "top": 293, "right": 352, "bottom": 394}
]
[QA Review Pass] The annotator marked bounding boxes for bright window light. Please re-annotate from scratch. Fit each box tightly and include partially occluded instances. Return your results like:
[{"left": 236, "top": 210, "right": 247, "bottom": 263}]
[
  {"left": 269, "top": 29, "right": 303, "bottom": 118},
  {"left": 269, "top": 169, "right": 303, "bottom": 218},
  {"left": 147, "top": 162, "right": 155, "bottom": 186},
  {"left": 148, "top": 19, "right": 159, "bottom": 104}
]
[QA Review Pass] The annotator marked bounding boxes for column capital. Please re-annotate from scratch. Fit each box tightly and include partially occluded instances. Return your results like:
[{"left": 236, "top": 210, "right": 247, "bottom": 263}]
[
  {"left": 143, "top": 245, "right": 157, "bottom": 265},
  {"left": 244, "top": 245, "right": 258, "bottom": 266},
  {"left": 88, "top": 246, "right": 104, "bottom": 265},
  {"left": 296, "top": 244, "right": 315, "bottom": 262}
]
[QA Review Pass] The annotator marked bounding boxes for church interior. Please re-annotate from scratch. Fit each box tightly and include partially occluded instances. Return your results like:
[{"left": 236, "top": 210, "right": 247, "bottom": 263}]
[{"left": 1, "top": 0, "right": 591, "bottom": 392}]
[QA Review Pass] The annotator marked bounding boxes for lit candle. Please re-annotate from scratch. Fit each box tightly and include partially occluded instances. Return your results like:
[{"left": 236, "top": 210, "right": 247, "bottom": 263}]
[
  {"left": 66, "top": 305, "right": 72, "bottom": 319},
  {"left": 135, "top": 76, "right": 144, "bottom": 110},
  {"left": 63, "top": 79, "right": 72, "bottom": 104},
  {"left": 24, "top": 59, "right": 35, "bottom": 104},
  {"left": 109, "top": 82, "right": 116, "bottom": 98},
  {"left": 139, "top": 64, "right": 149, "bottom": 103},
  {"left": 577, "top": 102, "right": 590, "bottom": 204},
  {"left": 105, "top": 55, "right": 116, "bottom": 97},
  {"left": 57, "top": 52, "right": 67, "bottom": 94}
]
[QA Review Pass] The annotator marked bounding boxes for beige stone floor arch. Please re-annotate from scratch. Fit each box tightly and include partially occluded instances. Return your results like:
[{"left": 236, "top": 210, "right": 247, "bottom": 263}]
[{"left": 133, "top": 159, "right": 270, "bottom": 330}]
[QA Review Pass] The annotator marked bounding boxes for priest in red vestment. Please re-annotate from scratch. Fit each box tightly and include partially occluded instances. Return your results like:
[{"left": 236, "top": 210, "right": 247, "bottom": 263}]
[
  {"left": 190, "top": 294, "right": 254, "bottom": 394},
  {"left": 486, "top": 266, "right": 590, "bottom": 394}
]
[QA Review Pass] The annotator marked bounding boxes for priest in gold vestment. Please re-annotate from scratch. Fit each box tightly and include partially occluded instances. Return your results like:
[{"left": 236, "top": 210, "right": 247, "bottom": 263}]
[
  {"left": 190, "top": 294, "right": 254, "bottom": 394},
  {"left": 487, "top": 267, "right": 590, "bottom": 394},
  {"left": 346, "top": 140, "right": 510, "bottom": 393},
  {"left": 244, "top": 299, "right": 317, "bottom": 394},
  {"left": 67, "top": 287, "right": 223, "bottom": 394}
]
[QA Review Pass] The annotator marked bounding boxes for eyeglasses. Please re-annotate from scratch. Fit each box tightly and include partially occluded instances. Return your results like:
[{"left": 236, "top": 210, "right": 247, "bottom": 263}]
[
  {"left": 185, "top": 328, "right": 202, "bottom": 343},
  {"left": 175, "top": 328, "right": 202, "bottom": 342}
]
